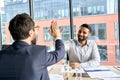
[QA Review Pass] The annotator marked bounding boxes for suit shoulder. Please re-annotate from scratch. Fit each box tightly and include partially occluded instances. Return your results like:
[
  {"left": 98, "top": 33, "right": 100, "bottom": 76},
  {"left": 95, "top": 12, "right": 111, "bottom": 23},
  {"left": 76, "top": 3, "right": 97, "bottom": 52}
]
[
  {"left": 30, "top": 45, "right": 46, "bottom": 51},
  {"left": 27, "top": 45, "right": 47, "bottom": 55},
  {"left": 32, "top": 45, "right": 46, "bottom": 48}
]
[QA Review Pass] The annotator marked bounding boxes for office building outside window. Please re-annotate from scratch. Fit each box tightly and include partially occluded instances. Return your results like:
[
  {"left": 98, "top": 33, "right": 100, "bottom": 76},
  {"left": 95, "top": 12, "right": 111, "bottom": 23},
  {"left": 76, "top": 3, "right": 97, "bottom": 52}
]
[
  {"left": 33, "top": 0, "right": 69, "bottom": 20},
  {"left": 89, "top": 23, "right": 106, "bottom": 40},
  {"left": 43, "top": 27, "right": 52, "bottom": 42},
  {"left": 0, "top": 14, "right": 6, "bottom": 44},
  {"left": 59, "top": 26, "right": 76, "bottom": 41},
  {"left": 0, "top": 0, "right": 119, "bottom": 66},
  {"left": 114, "top": 22, "right": 119, "bottom": 40},
  {"left": 98, "top": 45, "right": 108, "bottom": 62},
  {"left": 43, "top": 26, "right": 76, "bottom": 42},
  {"left": 4, "top": 0, "right": 29, "bottom": 22},
  {"left": 116, "top": 45, "right": 120, "bottom": 62},
  {"left": 73, "top": 0, "right": 106, "bottom": 17}
]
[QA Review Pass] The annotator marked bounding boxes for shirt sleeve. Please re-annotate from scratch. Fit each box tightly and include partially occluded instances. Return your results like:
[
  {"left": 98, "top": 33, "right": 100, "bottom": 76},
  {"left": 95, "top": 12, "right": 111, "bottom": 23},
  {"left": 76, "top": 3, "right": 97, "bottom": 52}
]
[
  {"left": 64, "top": 40, "right": 72, "bottom": 52},
  {"left": 80, "top": 41, "right": 100, "bottom": 68}
]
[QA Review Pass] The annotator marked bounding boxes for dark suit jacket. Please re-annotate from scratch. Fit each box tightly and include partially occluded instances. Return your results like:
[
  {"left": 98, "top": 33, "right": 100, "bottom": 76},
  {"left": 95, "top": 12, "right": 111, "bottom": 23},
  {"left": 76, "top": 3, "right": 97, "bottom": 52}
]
[{"left": 0, "top": 39, "right": 65, "bottom": 80}]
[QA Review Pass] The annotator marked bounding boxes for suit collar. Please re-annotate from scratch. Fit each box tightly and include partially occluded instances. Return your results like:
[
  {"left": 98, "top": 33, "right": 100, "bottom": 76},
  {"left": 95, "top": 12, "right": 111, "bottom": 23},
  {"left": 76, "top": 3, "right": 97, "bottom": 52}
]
[
  {"left": 12, "top": 41, "right": 29, "bottom": 49},
  {"left": 13, "top": 41, "right": 29, "bottom": 46}
]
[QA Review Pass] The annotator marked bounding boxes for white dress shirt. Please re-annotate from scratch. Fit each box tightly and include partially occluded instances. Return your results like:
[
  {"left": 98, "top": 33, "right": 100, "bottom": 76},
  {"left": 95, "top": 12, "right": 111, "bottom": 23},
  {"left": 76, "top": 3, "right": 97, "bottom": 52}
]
[{"left": 64, "top": 39, "right": 100, "bottom": 68}]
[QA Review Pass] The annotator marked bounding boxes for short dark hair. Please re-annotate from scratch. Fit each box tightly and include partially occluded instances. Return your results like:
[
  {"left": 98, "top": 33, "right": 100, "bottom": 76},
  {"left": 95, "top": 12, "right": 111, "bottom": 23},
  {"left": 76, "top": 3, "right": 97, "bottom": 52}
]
[
  {"left": 80, "top": 23, "right": 92, "bottom": 33},
  {"left": 9, "top": 13, "right": 35, "bottom": 40}
]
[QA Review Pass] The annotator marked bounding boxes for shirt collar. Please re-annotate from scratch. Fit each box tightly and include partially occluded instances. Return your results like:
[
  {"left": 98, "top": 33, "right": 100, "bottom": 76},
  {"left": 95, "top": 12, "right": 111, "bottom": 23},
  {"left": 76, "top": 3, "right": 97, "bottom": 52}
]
[{"left": 76, "top": 40, "right": 90, "bottom": 47}]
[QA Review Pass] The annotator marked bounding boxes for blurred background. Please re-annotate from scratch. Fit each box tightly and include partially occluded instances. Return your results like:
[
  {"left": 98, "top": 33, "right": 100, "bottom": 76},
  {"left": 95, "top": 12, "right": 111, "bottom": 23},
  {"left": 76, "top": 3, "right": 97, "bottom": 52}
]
[{"left": 0, "top": 0, "right": 119, "bottom": 66}]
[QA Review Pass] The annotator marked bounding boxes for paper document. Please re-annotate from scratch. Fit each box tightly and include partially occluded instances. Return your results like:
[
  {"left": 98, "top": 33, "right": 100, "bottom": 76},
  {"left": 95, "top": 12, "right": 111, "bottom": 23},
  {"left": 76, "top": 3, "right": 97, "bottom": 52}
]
[
  {"left": 49, "top": 74, "right": 64, "bottom": 80},
  {"left": 84, "top": 66, "right": 110, "bottom": 71},
  {"left": 85, "top": 66, "right": 120, "bottom": 80},
  {"left": 47, "top": 65, "right": 54, "bottom": 71}
]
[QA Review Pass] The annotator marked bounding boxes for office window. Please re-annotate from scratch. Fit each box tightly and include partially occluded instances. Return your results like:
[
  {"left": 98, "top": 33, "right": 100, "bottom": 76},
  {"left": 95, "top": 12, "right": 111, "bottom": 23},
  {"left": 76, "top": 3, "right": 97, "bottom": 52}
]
[
  {"left": 33, "top": 0, "right": 69, "bottom": 20},
  {"left": 114, "top": 0, "right": 118, "bottom": 13},
  {"left": 4, "top": 0, "right": 29, "bottom": 22},
  {"left": 88, "top": 6, "right": 92, "bottom": 15},
  {"left": 43, "top": 26, "right": 76, "bottom": 42},
  {"left": 59, "top": 26, "right": 70, "bottom": 41},
  {"left": 43, "top": 27, "right": 52, "bottom": 42},
  {"left": 90, "top": 23, "right": 107, "bottom": 40},
  {"left": 0, "top": 14, "right": 6, "bottom": 44},
  {"left": 116, "top": 45, "right": 120, "bottom": 62},
  {"left": 73, "top": 0, "right": 106, "bottom": 16},
  {"left": 59, "top": 26, "right": 76, "bottom": 41},
  {"left": 98, "top": 45, "right": 108, "bottom": 62},
  {"left": 10, "top": 36, "right": 14, "bottom": 44},
  {"left": 114, "top": 22, "right": 119, "bottom": 40},
  {"left": 2, "top": 0, "right": 29, "bottom": 44},
  {"left": 1, "top": 27, "right": 6, "bottom": 44},
  {"left": 0, "top": 0, "right": 119, "bottom": 66},
  {"left": 87, "top": 5, "right": 106, "bottom": 15}
]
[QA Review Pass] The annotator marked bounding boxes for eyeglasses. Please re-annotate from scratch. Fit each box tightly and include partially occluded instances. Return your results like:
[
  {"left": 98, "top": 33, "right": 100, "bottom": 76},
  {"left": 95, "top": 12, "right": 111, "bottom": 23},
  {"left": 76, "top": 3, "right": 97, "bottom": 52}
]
[
  {"left": 34, "top": 26, "right": 39, "bottom": 29},
  {"left": 33, "top": 26, "right": 40, "bottom": 30}
]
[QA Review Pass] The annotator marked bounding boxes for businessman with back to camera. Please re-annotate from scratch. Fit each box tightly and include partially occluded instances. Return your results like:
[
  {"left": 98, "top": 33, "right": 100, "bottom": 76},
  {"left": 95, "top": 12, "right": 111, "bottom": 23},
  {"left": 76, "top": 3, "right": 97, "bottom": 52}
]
[{"left": 0, "top": 13, "right": 65, "bottom": 80}]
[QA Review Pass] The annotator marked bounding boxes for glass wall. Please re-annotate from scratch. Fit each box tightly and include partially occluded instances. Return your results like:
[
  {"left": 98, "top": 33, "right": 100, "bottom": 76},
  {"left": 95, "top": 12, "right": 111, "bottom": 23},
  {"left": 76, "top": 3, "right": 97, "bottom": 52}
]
[
  {"left": 0, "top": 0, "right": 29, "bottom": 45},
  {"left": 0, "top": 0, "right": 119, "bottom": 65},
  {"left": 33, "top": 0, "right": 69, "bottom": 20},
  {"left": 116, "top": 45, "right": 120, "bottom": 62},
  {"left": 89, "top": 23, "right": 107, "bottom": 40},
  {"left": 2, "top": 0, "right": 118, "bottom": 21},
  {"left": 59, "top": 25, "right": 76, "bottom": 40},
  {"left": 72, "top": 0, "right": 107, "bottom": 17},
  {"left": 33, "top": 0, "right": 108, "bottom": 20},
  {"left": 43, "top": 27, "right": 52, "bottom": 42},
  {"left": 0, "top": 14, "right": 6, "bottom": 44},
  {"left": 4, "top": 0, "right": 29, "bottom": 22},
  {"left": 98, "top": 45, "right": 108, "bottom": 62},
  {"left": 114, "top": 22, "right": 119, "bottom": 40},
  {"left": 43, "top": 25, "right": 76, "bottom": 42}
]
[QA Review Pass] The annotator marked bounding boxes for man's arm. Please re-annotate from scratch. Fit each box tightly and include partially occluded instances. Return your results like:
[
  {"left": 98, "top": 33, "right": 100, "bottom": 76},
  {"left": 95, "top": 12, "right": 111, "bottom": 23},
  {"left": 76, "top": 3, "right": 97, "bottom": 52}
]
[
  {"left": 46, "top": 21, "right": 65, "bottom": 66},
  {"left": 46, "top": 39, "right": 65, "bottom": 66}
]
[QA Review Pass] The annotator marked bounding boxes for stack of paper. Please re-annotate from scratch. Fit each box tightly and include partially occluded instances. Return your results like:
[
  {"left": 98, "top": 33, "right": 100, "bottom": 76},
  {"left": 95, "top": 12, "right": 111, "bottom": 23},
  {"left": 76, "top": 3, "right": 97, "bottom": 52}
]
[
  {"left": 84, "top": 66, "right": 120, "bottom": 80},
  {"left": 47, "top": 65, "right": 54, "bottom": 71}
]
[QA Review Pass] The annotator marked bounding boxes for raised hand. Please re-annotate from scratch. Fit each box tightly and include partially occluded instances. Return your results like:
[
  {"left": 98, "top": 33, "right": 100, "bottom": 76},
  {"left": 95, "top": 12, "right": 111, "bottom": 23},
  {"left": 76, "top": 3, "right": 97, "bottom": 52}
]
[{"left": 49, "top": 21, "right": 63, "bottom": 39}]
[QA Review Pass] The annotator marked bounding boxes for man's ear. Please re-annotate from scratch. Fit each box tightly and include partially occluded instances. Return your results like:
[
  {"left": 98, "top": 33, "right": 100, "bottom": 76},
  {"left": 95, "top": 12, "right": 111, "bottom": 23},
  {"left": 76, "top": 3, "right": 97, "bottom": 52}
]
[{"left": 29, "top": 29, "right": 33, "bottom": 37}]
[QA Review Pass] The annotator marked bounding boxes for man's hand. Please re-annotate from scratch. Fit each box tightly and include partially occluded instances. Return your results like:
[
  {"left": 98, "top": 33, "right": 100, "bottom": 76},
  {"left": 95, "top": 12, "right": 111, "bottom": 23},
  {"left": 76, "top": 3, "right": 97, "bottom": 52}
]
[
  {"left": 70, "top": 62, "right": 80, "bottom": 69},
  {"left": 49, "top": 21, "right": 63, "bottom": 39}
]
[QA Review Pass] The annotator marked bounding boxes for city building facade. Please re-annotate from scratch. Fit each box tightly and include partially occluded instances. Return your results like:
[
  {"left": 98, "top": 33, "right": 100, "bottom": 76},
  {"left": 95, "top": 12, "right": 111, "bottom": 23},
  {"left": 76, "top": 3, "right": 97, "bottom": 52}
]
[{"left": 1, "top": 0, "right": 119, "bottom": 66}]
